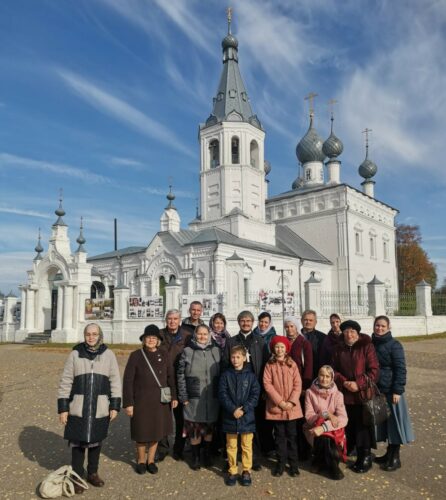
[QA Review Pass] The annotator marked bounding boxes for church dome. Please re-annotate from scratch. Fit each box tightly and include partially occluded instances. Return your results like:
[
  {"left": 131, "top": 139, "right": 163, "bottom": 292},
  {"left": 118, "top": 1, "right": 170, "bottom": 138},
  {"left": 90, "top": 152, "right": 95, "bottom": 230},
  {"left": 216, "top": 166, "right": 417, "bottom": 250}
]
[
  {"left": 292, "top": 176, "right": 303, "bottom": 190},
  {"left": 222, "top": 34, "right": 238, "bottom": 50},
  {"left": 296, "top": 118, "right": 326, "bottom": 164},
  {"left": 358, "top": 158, "right": 377, "bottom": 179},
  {"left": 264, "top": 160, "right": 271, "bottom": 175},
  {"left": 323, "top": 131, "right": 344, "bottom": 158}
]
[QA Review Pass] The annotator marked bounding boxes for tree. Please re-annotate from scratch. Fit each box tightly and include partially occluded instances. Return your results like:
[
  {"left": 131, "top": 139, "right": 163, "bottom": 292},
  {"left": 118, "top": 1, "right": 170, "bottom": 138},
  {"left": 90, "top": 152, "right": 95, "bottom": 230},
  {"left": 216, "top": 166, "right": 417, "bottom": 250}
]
[{"left": 396, "top": 224, "right": 437, "bottom": 292}]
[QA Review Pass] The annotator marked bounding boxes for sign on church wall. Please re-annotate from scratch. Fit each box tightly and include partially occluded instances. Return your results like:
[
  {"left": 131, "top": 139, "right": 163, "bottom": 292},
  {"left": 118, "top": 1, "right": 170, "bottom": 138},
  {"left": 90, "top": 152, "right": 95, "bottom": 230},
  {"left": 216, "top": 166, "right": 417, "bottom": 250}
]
[
  {"left": 129, "top": 296, "right": 164, "bottom": 319},
  {"left": 85, "top": 298, "right": 114, "bottom": 320},
  {"left": 258, "top": 290, "right": 297, "bottom": 317}
]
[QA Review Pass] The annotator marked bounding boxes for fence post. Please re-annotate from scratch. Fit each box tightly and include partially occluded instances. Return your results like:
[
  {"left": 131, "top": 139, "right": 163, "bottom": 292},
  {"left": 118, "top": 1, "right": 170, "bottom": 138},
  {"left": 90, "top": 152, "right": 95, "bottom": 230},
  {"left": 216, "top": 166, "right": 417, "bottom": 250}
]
[
  {"left": 304, "top": 273, "right": 321, "bottom": 314},
  {"left": 2, "top": 293, "right": 18, "bottom": 341},
  {"left": 367, "top": 276, "right": 385, "bottom": 316},
  {"left": 112, "top": 285, "right": 129, "bottom": 343},
  {"left": 416, "top": 280, "right": 432, "bottom": 316},
  {"left": 165, "top": 279, "right": 181, "bottom": 312}
]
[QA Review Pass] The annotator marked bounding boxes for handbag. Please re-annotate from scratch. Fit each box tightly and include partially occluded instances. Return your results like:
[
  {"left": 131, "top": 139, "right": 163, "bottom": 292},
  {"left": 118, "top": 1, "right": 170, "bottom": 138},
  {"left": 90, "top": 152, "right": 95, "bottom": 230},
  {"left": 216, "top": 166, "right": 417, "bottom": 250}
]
[
  {"left": 141, "top": 349, "right": 172, "bottom": 403},
  {"left": 360, "top": 377, "right": 391, "bottom": 427},
  {"left": 39, "top": 465, "right": 88, "bottom": 498}
]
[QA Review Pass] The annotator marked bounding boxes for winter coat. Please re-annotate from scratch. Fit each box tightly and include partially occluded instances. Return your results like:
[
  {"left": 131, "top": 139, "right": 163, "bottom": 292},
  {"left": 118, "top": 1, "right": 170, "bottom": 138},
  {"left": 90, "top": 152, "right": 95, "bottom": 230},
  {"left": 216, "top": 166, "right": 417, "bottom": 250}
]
[
  {"left": 372, "top": 331, "right": 406, "bottom": 395},
  {"left": 123, "top": 348, "right": 177, "bottom": 442},
  {"left": 57, "top": 343, "right": 121, "bottom": 444},
  {"left": 159, "top": 327, "right": 192, "bottom": 368},
  {"left": 289, "top": 335, "right": 313, "bottom": 390},
  {"left": 218, "top": 366, "right": 260, "bottom": 434},
  {"left": 181, "top": 317, "right": 205, "bottom": 335},
  {"left": 304, "top": 380, "right": 348, "bottom": 446},
  {"left": 332, "top": 333, "right": 380, "bottom": 405},
  {"left": 263, "top": 357, "right": 303, "bottom": 421},
  {"left": 253, "top": 326, "right": 277, "bottom": 353},
  {"left": 223, "top": 332, "right": 268, "bottom": 382},
  {"left": 303, "top": 329, "right": 327, "bottom": 379},
  {"left": 177, "top": 339, "right": 221, "bottom": 423},
  {"left": 320, "top": 330, "right": 343, "bottom": 367}
]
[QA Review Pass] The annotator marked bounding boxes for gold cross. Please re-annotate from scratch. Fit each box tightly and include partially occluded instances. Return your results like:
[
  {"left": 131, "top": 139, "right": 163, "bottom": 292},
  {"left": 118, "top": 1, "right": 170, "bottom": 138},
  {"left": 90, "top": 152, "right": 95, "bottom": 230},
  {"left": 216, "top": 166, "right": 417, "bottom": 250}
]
[
  {"left": 362, "top": 128, "right": 372, "bottom": 146},
  {"left": 304, "top": 92, "right": 318, "bottom": 116},
  {"left": 328, "top": 99, "right": 338, "bottom": 118},
  {"left": 227, "top": 7, "right": 233, "bottom": 33}
]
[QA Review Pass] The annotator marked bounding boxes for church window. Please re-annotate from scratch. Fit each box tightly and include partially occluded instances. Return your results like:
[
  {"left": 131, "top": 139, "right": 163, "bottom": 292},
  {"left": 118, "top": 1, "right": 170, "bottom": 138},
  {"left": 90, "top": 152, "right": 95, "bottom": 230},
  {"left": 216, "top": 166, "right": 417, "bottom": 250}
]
[
  {"left": 209, "top": 139, "right": 220, "bottom": 168},
  {"left": 319, "top": 170, "right": 324, "bottom": 181},
  {"left": 305, "top": 169, "right": 312, "bottom": 181},
  {"left": 217, "top": 92, "right": 223, "bottom": 101},
  {"left": 229, "top": 89, "right": 237, "bottom": 98},
  {"left": 357, "top": 285, "right": 364, "bottom": 305},
  {"left": 231, "top": 137, "right": 240, "bottom": 164},
  {"left": 370, "top": 237, "right": 376, "bottom": 258},
  {"left": 383, "top": 241, "right": 388, "bottom": 261},
  {"left": 250, "top": 140, "right": 259, "bottom": 168},
  {"left": 355, "top": 232, "right": 362, "bottom": 254}
]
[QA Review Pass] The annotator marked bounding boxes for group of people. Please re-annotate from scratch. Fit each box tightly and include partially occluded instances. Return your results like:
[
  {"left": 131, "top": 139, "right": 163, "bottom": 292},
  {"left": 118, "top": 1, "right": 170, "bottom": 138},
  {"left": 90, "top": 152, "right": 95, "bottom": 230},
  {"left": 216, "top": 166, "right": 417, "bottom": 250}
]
[{"left": 57, "top": 303, "right": 414, "bottom": 492}]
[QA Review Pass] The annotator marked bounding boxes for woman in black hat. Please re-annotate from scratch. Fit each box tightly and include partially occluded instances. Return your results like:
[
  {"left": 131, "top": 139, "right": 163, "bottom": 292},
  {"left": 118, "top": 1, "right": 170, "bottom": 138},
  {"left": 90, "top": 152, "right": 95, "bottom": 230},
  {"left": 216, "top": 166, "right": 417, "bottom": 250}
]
[
  {"left": 123, "top": 325, "right": 178, "bottom": 474},
  {"left": 332, "top": 320, "right": 379, "bottom": 473}
]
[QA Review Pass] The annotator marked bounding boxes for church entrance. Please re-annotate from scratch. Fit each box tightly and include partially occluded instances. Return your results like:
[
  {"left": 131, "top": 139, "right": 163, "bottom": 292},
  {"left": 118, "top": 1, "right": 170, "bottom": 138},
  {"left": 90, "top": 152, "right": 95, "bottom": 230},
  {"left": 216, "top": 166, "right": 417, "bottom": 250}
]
[{"left": 51, "top": 288, "right": 58, "bottom": 330}]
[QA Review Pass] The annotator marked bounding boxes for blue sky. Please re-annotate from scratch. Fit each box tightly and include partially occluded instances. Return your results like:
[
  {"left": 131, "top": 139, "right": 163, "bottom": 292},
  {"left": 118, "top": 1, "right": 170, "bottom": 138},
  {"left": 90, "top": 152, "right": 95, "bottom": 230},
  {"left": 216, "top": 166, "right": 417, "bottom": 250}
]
[{"left": 0, "top": 0, "right": 445, "bottom": 294}]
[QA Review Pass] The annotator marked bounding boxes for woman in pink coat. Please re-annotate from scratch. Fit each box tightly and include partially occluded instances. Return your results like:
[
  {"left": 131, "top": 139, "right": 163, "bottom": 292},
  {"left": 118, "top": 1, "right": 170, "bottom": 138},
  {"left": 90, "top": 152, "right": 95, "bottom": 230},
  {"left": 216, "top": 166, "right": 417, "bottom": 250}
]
[
  {"left": 263, "top": 336, "right": 302, "bottom": 477},
  {"left": 305, "top": 365, "right": 348, "bottom": 480}
]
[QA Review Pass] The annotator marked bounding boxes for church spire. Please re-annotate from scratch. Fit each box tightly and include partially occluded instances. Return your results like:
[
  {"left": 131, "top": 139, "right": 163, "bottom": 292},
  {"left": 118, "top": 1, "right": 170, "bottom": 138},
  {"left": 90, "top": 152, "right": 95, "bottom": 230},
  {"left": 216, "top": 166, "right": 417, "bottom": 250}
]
[
  {"left": 76, "top": 217, "right": 86, "bottom": 253},
  {"left": 53, "top": 188, "right": 67, "bottom": 226},
  {"left": 203, "top": 8, "right": 262, "bottom": 130},
  {"left": 34, "top": 228, "right": 43, "bottom": 260}
]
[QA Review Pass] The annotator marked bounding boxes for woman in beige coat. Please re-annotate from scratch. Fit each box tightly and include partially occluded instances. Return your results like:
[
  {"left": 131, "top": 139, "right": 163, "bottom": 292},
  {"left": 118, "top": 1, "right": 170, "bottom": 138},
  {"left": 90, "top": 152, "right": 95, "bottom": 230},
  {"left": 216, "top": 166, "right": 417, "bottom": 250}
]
[{"left": 263, "top": 336, "right": 302, "bottom": 477}]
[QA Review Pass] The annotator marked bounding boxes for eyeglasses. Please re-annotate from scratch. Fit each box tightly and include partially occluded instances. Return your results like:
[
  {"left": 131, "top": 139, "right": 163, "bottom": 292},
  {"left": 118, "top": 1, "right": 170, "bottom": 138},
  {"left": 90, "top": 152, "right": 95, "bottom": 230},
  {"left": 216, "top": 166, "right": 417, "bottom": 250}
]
[{"left": 85, "top": 333, "right": 100, "bottom": 337}]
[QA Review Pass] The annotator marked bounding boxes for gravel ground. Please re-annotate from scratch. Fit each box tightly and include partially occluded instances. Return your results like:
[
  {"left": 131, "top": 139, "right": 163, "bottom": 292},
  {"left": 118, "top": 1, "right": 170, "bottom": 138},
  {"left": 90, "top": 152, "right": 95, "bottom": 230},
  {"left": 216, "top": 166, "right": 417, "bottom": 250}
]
[{"left": 0, "top": 340, "right": 445, "bottom": 500}]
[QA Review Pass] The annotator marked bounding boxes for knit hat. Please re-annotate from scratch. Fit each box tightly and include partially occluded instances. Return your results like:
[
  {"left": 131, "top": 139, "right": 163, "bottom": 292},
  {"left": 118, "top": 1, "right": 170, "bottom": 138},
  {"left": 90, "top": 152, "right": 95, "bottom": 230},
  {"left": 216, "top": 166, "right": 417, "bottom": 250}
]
[
  {"left": 140, "top": 324, "right": 163, "bottom": 341},
  {"left": 270, "top": 335, "right": 291, "bottom": 353},
  {"left": 340, "top": 320, "right": 361, "bottom": 334}
]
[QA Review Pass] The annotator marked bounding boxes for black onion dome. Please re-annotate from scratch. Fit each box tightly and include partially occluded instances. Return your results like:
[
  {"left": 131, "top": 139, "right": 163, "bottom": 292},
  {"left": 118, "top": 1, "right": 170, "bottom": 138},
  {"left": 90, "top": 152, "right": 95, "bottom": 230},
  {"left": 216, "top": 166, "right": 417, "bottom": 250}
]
[
  {"left": 222, "top": 33, "right": 238, "bottom": 50},
  {"left": 323, "top": 131, "right": 344, "bottom": 158},
  {"left": 358, "top": 158, "right": 377, "bottom": 179},
  {"left": 296, "top": 119, "right": 326, "bottom": 163}
]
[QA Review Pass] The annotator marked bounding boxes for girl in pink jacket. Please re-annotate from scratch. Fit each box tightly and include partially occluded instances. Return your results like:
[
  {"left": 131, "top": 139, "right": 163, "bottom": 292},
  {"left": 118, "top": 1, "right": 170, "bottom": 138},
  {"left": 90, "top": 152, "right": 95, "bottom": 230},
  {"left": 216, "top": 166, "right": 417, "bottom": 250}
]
[
  {"left": 304, "top": 365, "right": 348, "bottom": 480},
  {"left": 263, "top": 336, "right": 302, "bottom": 477}
]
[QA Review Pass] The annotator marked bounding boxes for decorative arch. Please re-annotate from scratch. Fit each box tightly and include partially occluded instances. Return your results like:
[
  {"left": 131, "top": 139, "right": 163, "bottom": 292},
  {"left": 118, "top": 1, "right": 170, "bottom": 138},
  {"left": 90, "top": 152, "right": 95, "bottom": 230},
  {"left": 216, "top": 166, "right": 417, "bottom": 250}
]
[
  {"left": 231, "top": 136, "right": 240, "bottom": 164},
  {"left": 250, "top": 140, "right": 259, "bottom": 168}
]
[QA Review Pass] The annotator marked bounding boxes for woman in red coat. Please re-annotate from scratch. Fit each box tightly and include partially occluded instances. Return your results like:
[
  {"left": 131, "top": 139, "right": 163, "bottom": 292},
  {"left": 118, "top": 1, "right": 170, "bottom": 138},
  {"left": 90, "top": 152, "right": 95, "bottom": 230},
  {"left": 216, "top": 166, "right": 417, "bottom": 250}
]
[{"left": 332, "top": 320, "right": 379, "bottom": 473}]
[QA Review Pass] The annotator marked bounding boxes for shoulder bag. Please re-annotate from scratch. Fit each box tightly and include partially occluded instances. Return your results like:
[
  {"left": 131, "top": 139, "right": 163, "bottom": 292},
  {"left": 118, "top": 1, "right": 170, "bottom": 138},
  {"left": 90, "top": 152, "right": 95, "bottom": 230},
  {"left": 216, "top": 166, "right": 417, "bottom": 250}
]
[
  {"left": 140, "top": 349, "right": 172, "bottom": 403},
  {"left": 39, "top": 465, "right": 88, "bottom": 498},
  {"left": 360, "top": 377, "right": 391, "bottom": 427}
]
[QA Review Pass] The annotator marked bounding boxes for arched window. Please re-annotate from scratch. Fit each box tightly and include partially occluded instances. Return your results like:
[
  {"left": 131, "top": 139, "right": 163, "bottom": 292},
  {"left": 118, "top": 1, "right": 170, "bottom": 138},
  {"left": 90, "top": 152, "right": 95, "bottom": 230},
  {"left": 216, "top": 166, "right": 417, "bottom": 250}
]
[
  {"left": 209, "top": 139, "right": 220, "bottom": 168},
  {"left": 231, "top": 137, "right": 239, "bottom": 164},
  {"left": 91, "top": 281, "right": 106, "bottom": 299},
  {"left": 305, "top": 168, "right": 312, "bottom": 181},
  {"left": 250, "top": 140, "right": 259, "bottom": 168}
]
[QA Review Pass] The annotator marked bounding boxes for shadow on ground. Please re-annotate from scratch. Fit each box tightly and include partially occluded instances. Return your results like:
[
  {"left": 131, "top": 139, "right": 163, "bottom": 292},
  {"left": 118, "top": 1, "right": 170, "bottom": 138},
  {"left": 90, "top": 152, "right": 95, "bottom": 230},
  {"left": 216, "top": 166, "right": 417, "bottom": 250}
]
[{"left": 19, "top": 426, "right": 70, "bottom": 470}]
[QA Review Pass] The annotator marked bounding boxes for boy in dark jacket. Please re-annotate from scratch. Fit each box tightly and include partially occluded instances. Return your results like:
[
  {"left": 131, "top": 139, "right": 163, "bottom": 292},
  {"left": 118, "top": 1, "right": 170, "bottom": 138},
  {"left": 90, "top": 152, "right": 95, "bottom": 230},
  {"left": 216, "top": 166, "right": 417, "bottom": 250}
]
[{"left": 219, "top": 345, "right": 260, "bottom": 487}]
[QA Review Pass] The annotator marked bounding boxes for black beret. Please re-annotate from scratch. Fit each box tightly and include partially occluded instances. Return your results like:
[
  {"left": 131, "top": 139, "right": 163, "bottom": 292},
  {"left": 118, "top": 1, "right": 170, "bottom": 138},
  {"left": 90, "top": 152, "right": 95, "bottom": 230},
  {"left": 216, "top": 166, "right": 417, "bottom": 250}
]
[
  {"left": 139, "top": 324, "right": 162, "bottom": 342},
  {"left": 340, "top": 320, "right": 361, "bottom": 334}
]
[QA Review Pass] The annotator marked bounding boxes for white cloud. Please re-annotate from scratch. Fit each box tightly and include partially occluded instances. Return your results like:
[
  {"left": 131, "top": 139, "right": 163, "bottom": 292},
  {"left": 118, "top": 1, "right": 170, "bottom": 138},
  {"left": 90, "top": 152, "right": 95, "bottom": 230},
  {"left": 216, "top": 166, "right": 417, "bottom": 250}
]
[
  {"left": 0, "top": 206, "right": 52, "bottom": 219},
  {"left": 0, "top": 153, "right": 109, "bottom": 184},
  {"left": 109, "top": 157, "right": 146, "bottom": 169},
  {"left": 142, "top": 186, "right": 195, "bottom": 199},
  {"left": 58, "top": 69, "right": 195, "bottom": 158}
]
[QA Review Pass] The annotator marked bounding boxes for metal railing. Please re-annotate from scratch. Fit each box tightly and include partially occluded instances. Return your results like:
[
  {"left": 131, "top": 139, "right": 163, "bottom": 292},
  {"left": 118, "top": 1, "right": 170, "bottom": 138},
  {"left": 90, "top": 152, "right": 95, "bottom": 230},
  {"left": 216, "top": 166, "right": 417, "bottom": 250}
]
[
  {"left": 320, "top": 291, "right": 369, "bottom": 316},
  {"left": 432, "top": 292, "right": 446, "bottom": 315}
]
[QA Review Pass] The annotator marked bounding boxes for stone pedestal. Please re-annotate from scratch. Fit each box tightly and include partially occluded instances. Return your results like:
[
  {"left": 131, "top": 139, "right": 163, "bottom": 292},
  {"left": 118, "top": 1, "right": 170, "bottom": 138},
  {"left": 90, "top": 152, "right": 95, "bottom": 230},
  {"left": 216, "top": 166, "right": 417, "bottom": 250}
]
[
  {"left": 1, "top": 295, "right": 18, "bottom": 342},
  {"left": 367, "top": 276, "right": 385, "bottom": 316},
  {"left": 304, "top": 274, "right": 321, "bottom": 313},
  {"left": 416, "top": 280, "right": 433, "bottom": 316},
  {"left": 112, "top": 286, "right": 130, "bottom": 344},
  {"left": 165, "top": 280, "right": 181, "bottom": 313}
]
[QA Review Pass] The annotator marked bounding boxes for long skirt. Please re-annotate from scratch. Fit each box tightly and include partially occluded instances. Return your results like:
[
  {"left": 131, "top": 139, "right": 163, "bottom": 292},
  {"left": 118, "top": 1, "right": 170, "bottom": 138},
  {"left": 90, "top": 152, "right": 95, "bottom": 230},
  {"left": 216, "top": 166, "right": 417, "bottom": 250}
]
[{"left": 376, "top": 393, "right": 415, "bottom": 445}]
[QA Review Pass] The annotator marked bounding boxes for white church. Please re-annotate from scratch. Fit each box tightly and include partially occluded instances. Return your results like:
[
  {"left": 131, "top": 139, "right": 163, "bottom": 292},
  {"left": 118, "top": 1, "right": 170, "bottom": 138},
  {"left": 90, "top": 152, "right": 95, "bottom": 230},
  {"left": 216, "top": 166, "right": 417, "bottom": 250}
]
[{"left": 11, "top": 15, "right": 398, "bottom": 343}]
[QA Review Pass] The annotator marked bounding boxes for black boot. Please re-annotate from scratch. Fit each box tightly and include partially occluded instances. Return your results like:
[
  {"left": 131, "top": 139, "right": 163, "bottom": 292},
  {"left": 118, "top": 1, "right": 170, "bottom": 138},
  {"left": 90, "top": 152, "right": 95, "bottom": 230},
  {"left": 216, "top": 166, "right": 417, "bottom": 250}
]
[
  {"left": 382, "top": 444, "right": 401, "bottom": 471},
  {"left": 330, "top": 463, "right": 344, "bottom": 480},
  {"left": 272, "top": 462, "right": 285, "bottom": 477},
  {"left": 351, "top": 448, "right": 372, "bottom": 473},
  {"left": 190, "top": 444, "right": 201, "bottom": 471},
  {"left": 374, "top": 444, "right": 390, "bottom": 464},
  {"left": 203, "top": 441, "right": 212, "bottom": 467}
]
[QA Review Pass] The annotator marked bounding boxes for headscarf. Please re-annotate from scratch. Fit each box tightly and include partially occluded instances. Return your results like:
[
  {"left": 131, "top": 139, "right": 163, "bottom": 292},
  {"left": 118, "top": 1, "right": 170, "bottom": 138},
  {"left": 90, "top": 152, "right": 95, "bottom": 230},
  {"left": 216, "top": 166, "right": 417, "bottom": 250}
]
[
  {"left": 283, "top": 316, "right": 302, "bottom": 337},
  {"left": 83, "top": 325, "right": 104, "bottom": 354},
  {"left": 193, "top": 325, "right": 212, "bottom": 350},
  {"left": 313, "top": 365, "right": 335, "bottom": 396},
  {"left": 209, "top": 314, "right": 230, "bottom": 350}
]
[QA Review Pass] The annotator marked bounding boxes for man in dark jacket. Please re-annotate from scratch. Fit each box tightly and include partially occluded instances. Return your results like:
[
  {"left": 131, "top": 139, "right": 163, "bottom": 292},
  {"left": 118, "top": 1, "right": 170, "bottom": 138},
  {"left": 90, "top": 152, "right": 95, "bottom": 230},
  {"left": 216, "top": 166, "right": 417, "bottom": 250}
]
[
  {"left": 181, "top": 301, "right": 204, "bottom": 334},
  {"left": 223, "top": 311, "right": 271, "bottom": 465},
  {"left": 158, "top": 309, "right": 191, "bottom": 461},
  {"left": 301, "top": 309, "right": 326, "bottom": 379}
]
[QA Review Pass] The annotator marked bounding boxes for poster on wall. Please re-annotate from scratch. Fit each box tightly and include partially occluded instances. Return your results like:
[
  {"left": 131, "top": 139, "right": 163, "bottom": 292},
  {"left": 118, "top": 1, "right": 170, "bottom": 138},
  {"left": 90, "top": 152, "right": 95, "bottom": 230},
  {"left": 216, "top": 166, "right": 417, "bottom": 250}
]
[
  {"left": 128, "top": 296, "right": 164, "bottom": 319},
  {"left": 181, "top": 295, "right": 220, "bottom": 318},
  {"left": 258, "top": 290, "right": 296, "bottom": 318},
  {"left": 85, "top": 299, "right": 114, "bottom": 320}
]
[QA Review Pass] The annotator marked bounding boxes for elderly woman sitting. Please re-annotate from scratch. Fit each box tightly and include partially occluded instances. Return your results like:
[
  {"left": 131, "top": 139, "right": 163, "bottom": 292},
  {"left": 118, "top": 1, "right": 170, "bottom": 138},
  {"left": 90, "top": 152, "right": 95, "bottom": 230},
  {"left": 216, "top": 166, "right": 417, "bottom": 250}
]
[{"left": 305, "top": 365, "right": 348, "bottom": 480}]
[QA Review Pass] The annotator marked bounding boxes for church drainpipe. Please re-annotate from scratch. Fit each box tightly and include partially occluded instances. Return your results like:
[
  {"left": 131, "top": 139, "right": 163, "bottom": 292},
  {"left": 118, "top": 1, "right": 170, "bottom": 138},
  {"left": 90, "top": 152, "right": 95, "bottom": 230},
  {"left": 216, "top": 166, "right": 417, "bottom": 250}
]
[
  {"left": 344, "top": 189, "right": 352, "bottom": 315},
  {"left": 298, "top": 259, "right": 304, "bottom": 316}
]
